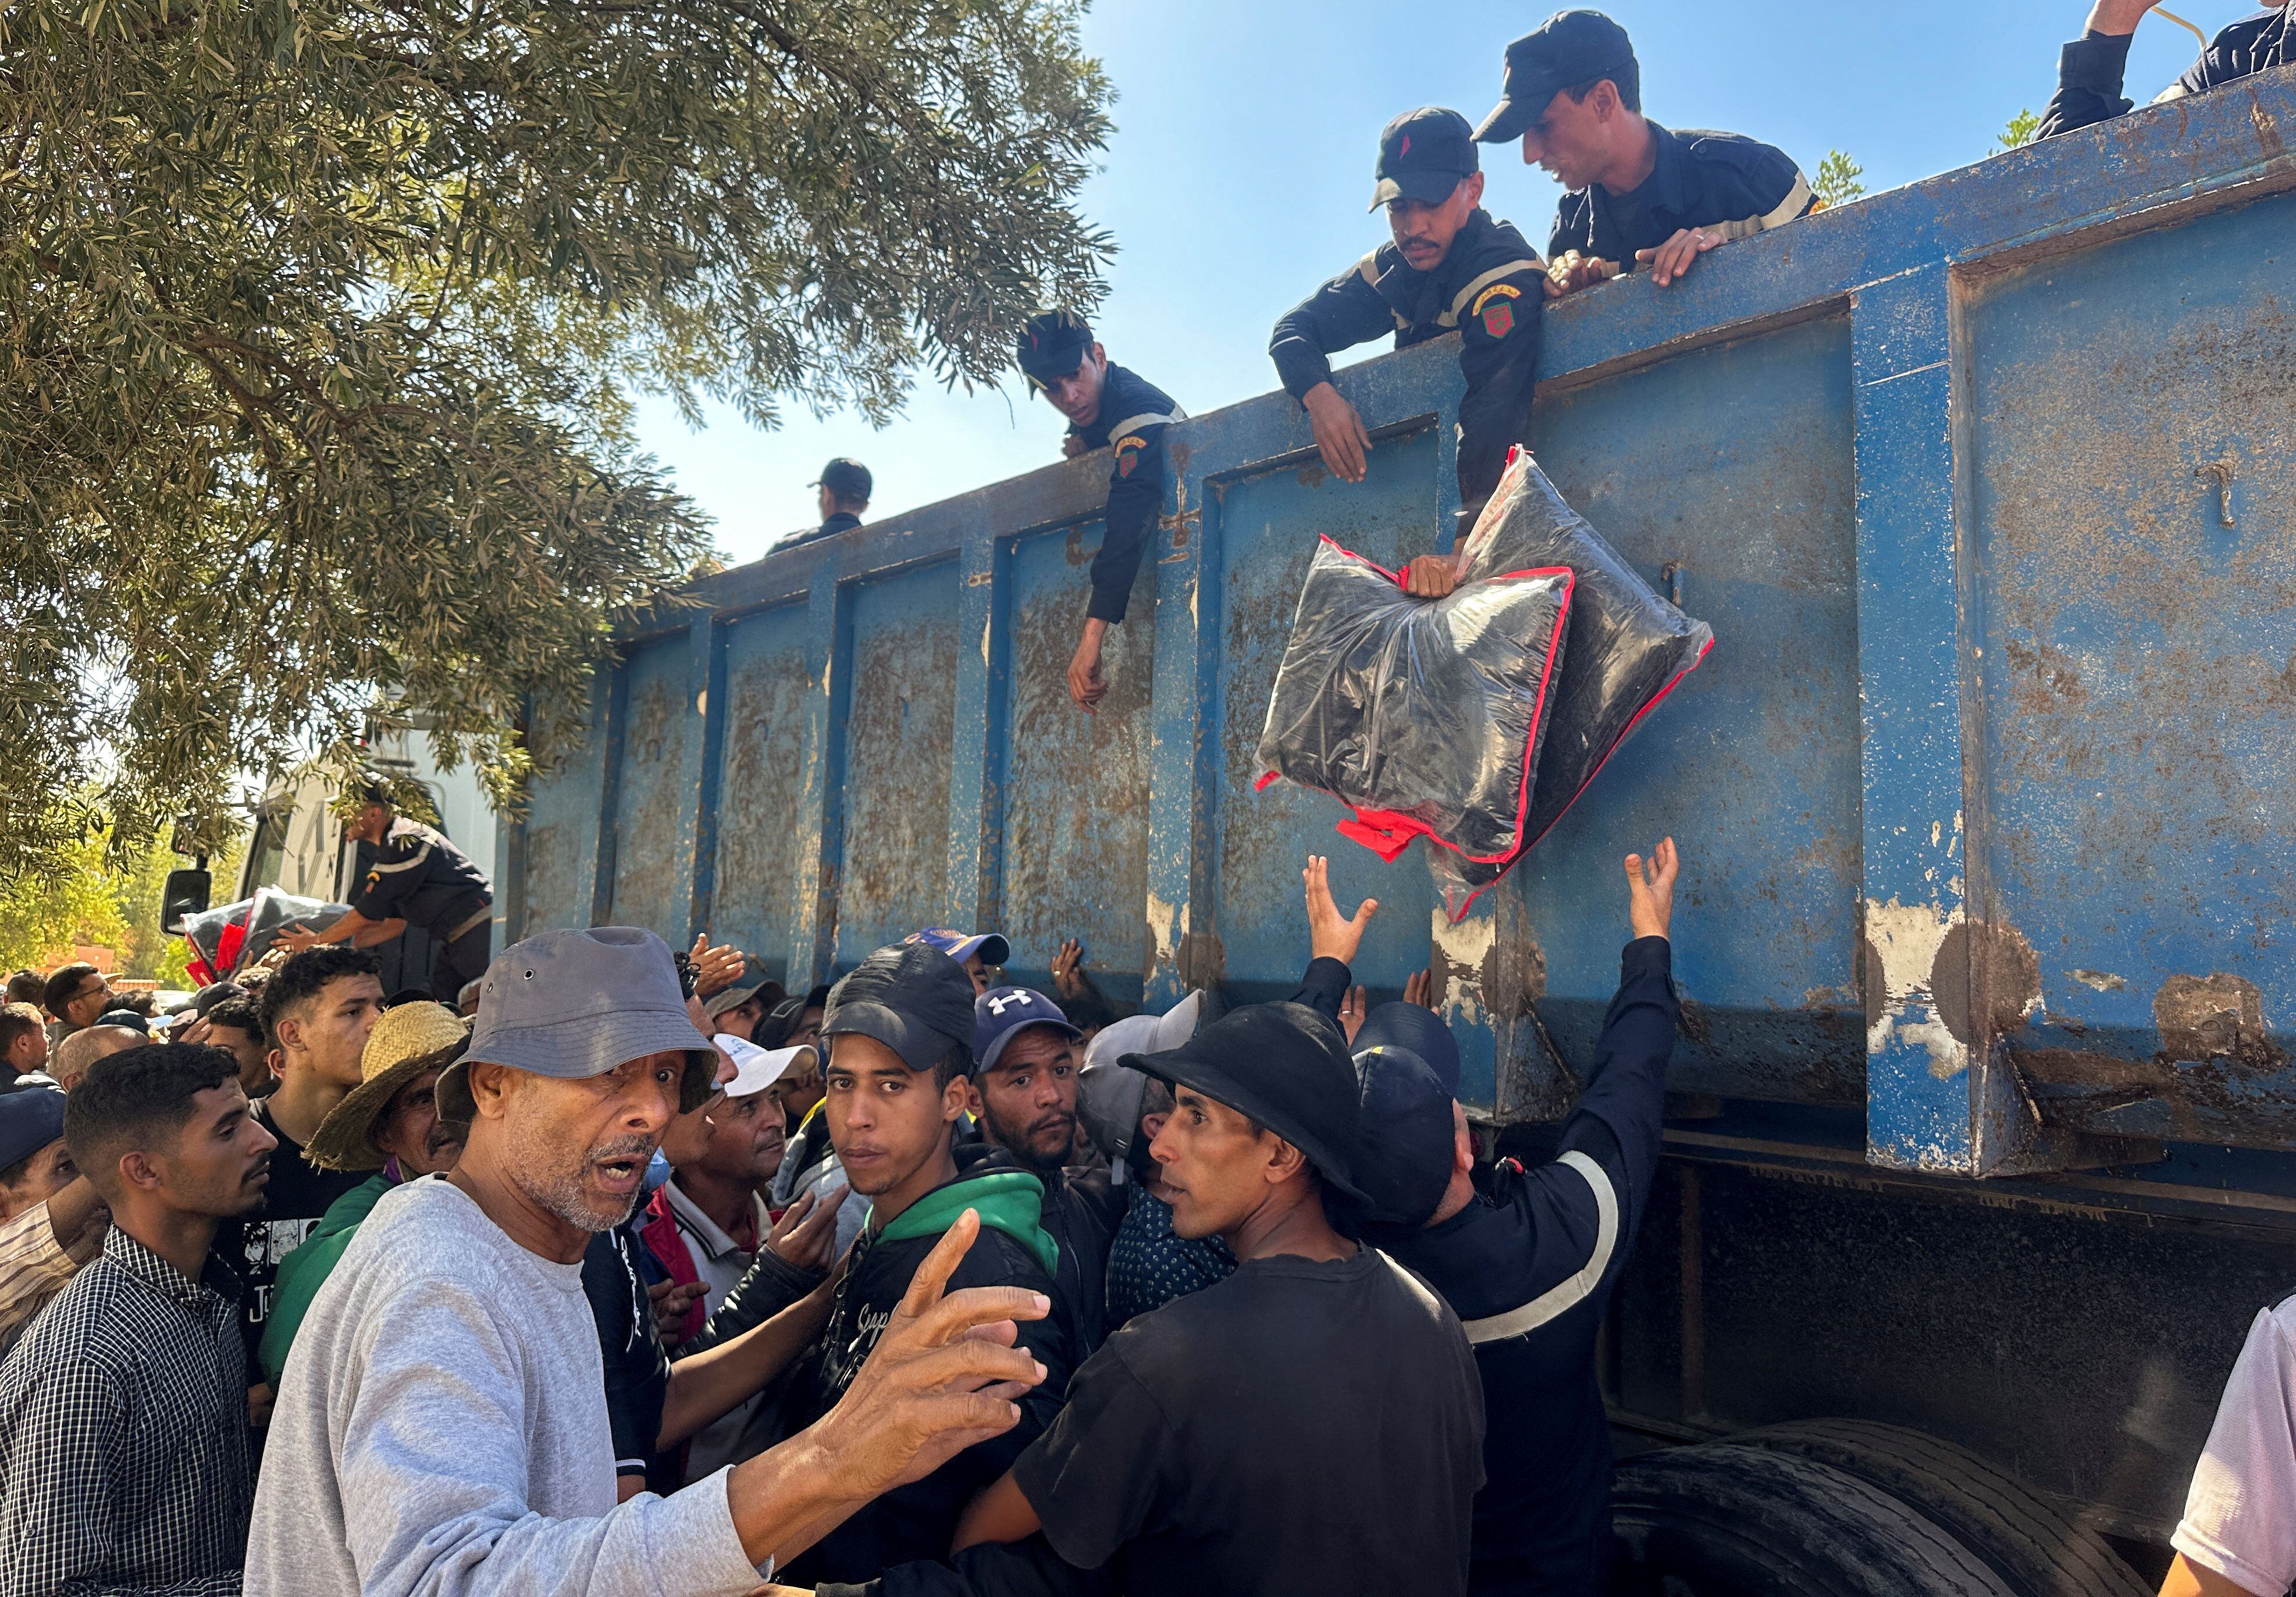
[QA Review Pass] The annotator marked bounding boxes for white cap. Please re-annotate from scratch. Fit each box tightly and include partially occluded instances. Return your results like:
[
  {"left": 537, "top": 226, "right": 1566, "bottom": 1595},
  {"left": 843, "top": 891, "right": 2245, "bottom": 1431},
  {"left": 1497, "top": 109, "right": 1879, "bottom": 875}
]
[{"left": 717, "top": 1033, "right": 811, "bottom": 1098}]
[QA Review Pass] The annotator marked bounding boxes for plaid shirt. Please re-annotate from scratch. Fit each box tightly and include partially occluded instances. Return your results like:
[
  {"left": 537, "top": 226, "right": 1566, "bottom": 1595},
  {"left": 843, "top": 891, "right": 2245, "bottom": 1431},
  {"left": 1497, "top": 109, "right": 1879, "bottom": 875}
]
[{"left": 0, "top": 1227, "right": 251, "bottom": 1596}]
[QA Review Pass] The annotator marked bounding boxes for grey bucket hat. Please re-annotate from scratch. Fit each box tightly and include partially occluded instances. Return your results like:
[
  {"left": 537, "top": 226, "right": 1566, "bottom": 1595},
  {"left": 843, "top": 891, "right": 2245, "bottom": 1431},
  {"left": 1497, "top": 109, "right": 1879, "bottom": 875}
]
[{"left": 437, "top": 926, "right": 719, "bottom": 1125}]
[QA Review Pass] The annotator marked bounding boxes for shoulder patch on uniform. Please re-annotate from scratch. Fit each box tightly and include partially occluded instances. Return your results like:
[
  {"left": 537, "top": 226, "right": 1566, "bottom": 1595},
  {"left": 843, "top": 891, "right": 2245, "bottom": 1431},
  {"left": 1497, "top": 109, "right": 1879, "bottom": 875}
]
[
  {"left": 1113, "top": 433, "right": 1147, "bottom": 476},
  {"left": 1469, "top": 281, "right": 1522, "bottom": 319}
]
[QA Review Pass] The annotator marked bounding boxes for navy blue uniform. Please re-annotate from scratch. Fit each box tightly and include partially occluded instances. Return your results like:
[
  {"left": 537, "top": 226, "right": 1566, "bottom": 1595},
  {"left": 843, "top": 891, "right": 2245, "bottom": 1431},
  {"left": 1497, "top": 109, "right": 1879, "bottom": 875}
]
[
  {"left": 1269, "top": 208, "right": 1546, "bottom": 508},
  {"left": 350, "top": 817, "right": 493, "bottom": 1002},
  {"left": 1550, "top": 123, "right": 1811, "bottom": 270},
  {"left": 1069, "top": 365, "right": 1184, "bottom": 625},
  {"left": 1375, "top": 938, "right": 1678, "bottom": 1597},
  {"left": 2039, "top": 11, "right": 2294, "bottom": 139}
]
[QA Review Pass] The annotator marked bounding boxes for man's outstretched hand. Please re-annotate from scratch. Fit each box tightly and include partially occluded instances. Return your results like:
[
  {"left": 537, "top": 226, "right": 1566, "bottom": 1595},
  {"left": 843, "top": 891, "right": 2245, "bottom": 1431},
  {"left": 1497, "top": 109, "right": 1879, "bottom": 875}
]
[
  {"left": 1304, "top": 854, "right": 1378, "bottom": 967},
  {"left": 1302, "top": 382, "right": 1372, "bottom": 483},
  {"left": 1625, "top": 837, "right": 1679, "bottom": 942},
  {"left": 807, "top": 1210, "right": 1049, "bottom": 1496},
  {"left": 1635, "top": 228, "right": 1724, "bottom": 287}
]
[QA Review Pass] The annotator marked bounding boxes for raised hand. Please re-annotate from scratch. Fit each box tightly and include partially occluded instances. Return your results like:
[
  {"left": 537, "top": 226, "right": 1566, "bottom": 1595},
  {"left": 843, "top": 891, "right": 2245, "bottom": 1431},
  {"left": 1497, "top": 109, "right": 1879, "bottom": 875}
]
[
  {"left": 1339, "top": 985, "right": 1368, "bottom": 1045},
  {"left": 686, "top": 932, "right": 745, "bottom": 997},
  {"left": 1303, "top": 854, "right": 1378, "bottom": 967},
  {"left": 1624, "top": 837, "right": 1679, "bottom": 942},
  {"left": 1051, "top": 940, "right": 1087, "bottom": 1000},
  {"left": 1404, "top": 968, "right": 1436, "bottom": 1010}
]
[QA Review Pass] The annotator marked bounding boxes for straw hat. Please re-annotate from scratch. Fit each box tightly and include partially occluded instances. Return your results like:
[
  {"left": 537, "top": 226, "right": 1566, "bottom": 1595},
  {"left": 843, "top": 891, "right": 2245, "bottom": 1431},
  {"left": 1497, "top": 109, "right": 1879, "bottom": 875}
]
[{"left": 305, "top": 1001, "right": 471, "bottom": 1172}]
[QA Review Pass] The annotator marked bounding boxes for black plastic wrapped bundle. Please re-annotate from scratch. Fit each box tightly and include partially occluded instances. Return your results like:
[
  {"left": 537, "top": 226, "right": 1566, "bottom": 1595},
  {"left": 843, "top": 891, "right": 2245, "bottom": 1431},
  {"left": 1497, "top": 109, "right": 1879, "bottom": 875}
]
[
  {"left": 1254, "top": 536, "right": 1575, "bottom": 864},
  {"left": 1430, "top": 450, "right": 1713, "bottom": 918}
]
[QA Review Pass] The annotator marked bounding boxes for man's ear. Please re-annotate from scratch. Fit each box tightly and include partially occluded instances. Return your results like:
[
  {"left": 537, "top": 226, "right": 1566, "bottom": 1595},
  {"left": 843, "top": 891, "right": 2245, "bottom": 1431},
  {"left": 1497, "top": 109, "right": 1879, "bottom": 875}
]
[
  {"left": 467, "top": 1059, "right": 515, "bottom": 1121},
  {"left": 272, "top": 1013, "right": 302, "bottom": 1056},
  {"left": 1462, "top": 170, "right": 1486, "bottom": 208},
  {"left": 1453, "top": 1102, "right": 1475, "bottom": 1177},
  {"left": 942, "top": 1073, "right": 971, "bottom": 1124},
  {"left": 1263, "top": 1133, "right": 1309, "bottom": 1186},
  {"left": 959, "top": 1076, "right": 985, "bottom": 1122},
  {"left": 118, "top": 1149, "right": 165, "bottom": 1195}
]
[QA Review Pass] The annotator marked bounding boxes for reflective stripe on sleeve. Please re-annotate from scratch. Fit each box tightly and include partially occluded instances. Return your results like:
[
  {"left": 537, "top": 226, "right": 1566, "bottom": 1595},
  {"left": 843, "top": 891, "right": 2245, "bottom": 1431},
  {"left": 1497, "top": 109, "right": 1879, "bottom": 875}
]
[
  {"left": 1099, "top": 408, "right": 1186, "bottom": 440},
  {"left": 1441, "top": 258, "right": 1547, "bottom": 327},
  {"left": 1697, "top": 169, "right": 1813, "bottom": 243},
  {"left": 1459, "top": 1149, "right": 1621, "bottom": 1344}
]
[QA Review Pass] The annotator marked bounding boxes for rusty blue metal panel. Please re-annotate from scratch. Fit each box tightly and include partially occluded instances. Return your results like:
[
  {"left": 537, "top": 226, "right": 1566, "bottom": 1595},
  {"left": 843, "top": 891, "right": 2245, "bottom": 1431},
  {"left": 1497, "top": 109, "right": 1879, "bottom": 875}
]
[
  {"left": 831, "top": 559, "right": 960, "bottom": 968},
  {"left": 997, "top": 513, "right": 1156, "bottom": 1001},
  {"left": 599, "top": 632, "right": 693, "bottom": 944},
  {"left": 1966, "top": 187, "right": 2296, "bottom": 1150},
  {"left": 503, "top": 73, "right": 2296, "bottom": 1170},
  {"left": 1521, "top": 313, "right": 1864, "bottom": 1117},
  {"left": 1848, "top": 265, "right": 1980, "bottom": 1174},
  {"left": 514, "top": 665, "right": 612, "bottom": 941},
  {"left": 710, "top": 600, "right": 816, "bottom": 982},
  {"left": 945, "top": 533, "right": 1006, "bottom": 940}
]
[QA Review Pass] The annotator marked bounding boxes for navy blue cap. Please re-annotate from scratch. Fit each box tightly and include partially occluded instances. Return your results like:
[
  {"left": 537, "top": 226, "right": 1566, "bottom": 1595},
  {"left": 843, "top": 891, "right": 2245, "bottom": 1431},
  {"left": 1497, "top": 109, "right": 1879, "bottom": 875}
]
[
  {"left": 1371, "top": 108, "right": 1479, "bottom": 212},
  {"left": 0, "top": 1086, "right": 67, "bottom": 1172},
  {"left": 812, "top": 458, "right": 872, "bottom": 502},
  {"left": 1352, "top": 1045, "right": 1458, "bottom": 1228},
  {"left": 1474, "top": 10, "right": 1638, "bottom": 144},
  {"left": 1017, "top": 311, "right": 1094, "bottom": 390},
  {"left": 1352, "top": 1001, "right": 1461, "bottom": 1096},
  {"left": 822, "top": 942, "right": 978, "bottom": 1075},
  {"left": 974, "top": 986, "right": 1083, "bottom": 1074}
]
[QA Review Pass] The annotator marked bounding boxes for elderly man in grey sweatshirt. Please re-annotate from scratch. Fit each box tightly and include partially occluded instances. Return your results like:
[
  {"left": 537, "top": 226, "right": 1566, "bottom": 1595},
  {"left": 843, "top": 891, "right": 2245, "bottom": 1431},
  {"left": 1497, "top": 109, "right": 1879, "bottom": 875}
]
[{"left": 247, "top": 927, "right": 1051, "bottom": 1597}]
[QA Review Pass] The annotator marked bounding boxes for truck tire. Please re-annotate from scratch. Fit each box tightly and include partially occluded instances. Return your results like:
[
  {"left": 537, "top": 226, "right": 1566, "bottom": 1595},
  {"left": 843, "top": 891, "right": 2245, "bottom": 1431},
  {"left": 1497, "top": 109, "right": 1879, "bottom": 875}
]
[
  {"left": 1610, "top": 1443, "right": 2020, "bottom": 1597},
  {"left": 1735, "top": 1418, "right": 2149, "bottom": 1597}
]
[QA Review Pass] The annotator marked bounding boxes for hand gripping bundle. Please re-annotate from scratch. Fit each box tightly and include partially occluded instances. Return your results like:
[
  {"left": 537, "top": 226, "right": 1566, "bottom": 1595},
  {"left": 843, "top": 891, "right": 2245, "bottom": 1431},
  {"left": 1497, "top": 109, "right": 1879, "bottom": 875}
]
[{"left": 1256, "top": 450, "right": 1712, "bottom": 920}]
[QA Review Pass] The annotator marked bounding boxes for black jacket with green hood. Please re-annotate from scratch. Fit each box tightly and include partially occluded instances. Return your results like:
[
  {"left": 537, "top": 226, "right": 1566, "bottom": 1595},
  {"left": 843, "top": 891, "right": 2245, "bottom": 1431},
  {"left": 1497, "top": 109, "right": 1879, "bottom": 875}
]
[{"left": 783, "top": 1145, "right": 1074, "bottom": 1586}]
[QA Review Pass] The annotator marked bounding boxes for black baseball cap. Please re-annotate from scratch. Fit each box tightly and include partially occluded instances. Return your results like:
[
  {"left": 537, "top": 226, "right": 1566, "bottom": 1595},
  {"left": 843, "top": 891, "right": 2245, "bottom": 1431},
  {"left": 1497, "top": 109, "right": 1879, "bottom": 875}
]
[
  {"left": 1370, "top": 108, "right": 1479, "bottom": 212},
  {"left": 821, "top": 943, "right": 977, "bottom": 1076},
  {"left": 1124, "top": 1001, "right": 1369, "bottom": 1200},
  {"left": 812, "top": 458, "right": 872, "bottom": 502},
  {"left": 1475, "top": 10, "right": 1638, "bottom": 144},
  {"left": 1017, "top": 310, "right": 1094, "bottom": 390},
  {"left": 1352, "top": 1043, "right": 1458, "bottom": 1229}
]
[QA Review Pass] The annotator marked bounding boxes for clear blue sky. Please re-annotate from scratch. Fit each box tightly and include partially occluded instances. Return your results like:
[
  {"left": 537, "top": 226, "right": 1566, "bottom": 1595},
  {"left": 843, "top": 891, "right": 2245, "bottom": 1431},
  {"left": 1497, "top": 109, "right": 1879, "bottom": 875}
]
[{"left": 635, "top": 0, "right": 2220, "bottom": 564}]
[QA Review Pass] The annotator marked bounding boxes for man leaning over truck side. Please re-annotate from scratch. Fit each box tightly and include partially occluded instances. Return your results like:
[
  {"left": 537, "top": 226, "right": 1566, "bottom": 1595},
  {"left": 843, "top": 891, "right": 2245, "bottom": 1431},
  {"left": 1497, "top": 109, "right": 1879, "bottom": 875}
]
[
  {"left": 1015, "top": 312, "right": 1187, "bottom": 716},
  {"left": 276, "top": 769, "right": 494, "bottom": 1005},
  {"left": 1269, "top": 106, "right": 1546, "bottom": 593},
  {"left": 1481, "top": 10, "right": 1814, "bottom": 298},
  {"left": 2037, "top": 0, "right": 2292, "bottom": 140}
]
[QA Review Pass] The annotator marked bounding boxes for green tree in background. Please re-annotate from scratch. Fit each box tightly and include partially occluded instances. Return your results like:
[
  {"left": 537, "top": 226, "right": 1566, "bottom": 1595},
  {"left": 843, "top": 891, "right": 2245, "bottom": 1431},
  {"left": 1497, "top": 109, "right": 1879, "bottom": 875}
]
[
  {"left": 0, "top": 807, "right": 243, "bottom": 982},
  {"left": 0, "top": 0, "right": 1115, "bottom": 880},
  {"left": 1996, "top": 109, "right": 2043, "bottom": 151},
  {"left": 1814, "top": 149, "right": 1867, "bottom": 208}
]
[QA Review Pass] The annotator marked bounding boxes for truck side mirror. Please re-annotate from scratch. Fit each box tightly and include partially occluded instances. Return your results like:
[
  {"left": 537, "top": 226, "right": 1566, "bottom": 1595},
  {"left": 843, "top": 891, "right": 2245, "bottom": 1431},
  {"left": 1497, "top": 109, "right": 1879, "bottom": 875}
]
[{"left": 161, "top": 869, "right": 212, "bottom": 936}]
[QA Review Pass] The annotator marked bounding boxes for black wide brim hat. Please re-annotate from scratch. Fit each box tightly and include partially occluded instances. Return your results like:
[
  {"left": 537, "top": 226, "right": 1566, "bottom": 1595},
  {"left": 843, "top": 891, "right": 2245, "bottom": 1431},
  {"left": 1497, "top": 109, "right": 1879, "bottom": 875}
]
[{"left": 1124, "top": 1001, "right": 1370, "bottom": 1202}]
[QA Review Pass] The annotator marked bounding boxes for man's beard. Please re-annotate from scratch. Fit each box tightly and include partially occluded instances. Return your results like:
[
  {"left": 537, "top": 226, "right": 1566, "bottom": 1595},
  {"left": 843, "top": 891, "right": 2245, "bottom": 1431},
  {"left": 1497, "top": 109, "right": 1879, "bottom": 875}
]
[
  {"left": 988, "top": 1107, "right": 1073, "bottom": 1179},
  {"left": 513, "top": 1131, "right": 654, "bottom": 1232}
]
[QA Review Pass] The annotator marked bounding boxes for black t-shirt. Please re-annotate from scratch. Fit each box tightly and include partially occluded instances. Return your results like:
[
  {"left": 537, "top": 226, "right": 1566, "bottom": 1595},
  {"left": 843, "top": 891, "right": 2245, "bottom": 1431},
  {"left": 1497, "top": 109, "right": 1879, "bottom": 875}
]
[
  {"left": 1008, "top": 1246, "right": 1485, "bottom": 1597},
  {"left": 214, "top": 1101, "right": 368, "bottom": 1375}
]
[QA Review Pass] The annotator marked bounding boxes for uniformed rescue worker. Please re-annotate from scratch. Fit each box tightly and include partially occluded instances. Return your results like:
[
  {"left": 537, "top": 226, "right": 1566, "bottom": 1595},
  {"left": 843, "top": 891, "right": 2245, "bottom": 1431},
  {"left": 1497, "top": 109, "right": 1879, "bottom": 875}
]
[
  {"left": 1475, "top": 10, "right": 1813, "bottom": 298},
  {"left": 1015, "top": 311, "right": 1186, "bottom": 714},
  {"left": 1270, "top": 108, "right": 1545, "bottom": 594},
  {"left": 1350, "top": 837, "right": 1681, "bottom": 1597},
  {"left": 2038, "top": 0, "right": 2292, "bottom": 140},
  {"left": 274, "top": 773, "right": 494, "bottom": 1005},
  {"left": 776, "top": 457, "right": 873, "bottom": 550}
]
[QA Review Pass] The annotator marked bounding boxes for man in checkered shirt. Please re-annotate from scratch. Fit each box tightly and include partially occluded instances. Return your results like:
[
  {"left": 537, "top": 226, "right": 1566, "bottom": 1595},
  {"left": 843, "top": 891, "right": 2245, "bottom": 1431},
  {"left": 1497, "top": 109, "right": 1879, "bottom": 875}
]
[{"left": 0, "top": 1043, "right": 279, "bottom": 1596}]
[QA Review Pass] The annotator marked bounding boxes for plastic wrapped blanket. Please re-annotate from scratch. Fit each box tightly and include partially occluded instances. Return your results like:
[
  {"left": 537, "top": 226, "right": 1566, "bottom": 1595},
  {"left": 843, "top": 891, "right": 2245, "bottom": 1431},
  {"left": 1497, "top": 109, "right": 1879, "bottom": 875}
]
[
  {"left": 1429, "top": 450, "right": 1714, "bottom": 917},
  {"left": 1254, "top": 536, "right": 1574, "bottom": 864},
  {"left": 183, "top": 889, "right": 351, "bottom": 978}
]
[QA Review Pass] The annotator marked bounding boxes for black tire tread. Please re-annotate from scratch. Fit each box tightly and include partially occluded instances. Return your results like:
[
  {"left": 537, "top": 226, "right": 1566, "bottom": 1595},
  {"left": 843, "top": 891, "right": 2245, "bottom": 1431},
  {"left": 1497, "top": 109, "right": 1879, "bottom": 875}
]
[
  {"left": 1611, "top": 1443, "right": 2020, "bottom": 1597},
  {"left": 1737, "top": 1418, "right": 2148, "bottom": 1597}
]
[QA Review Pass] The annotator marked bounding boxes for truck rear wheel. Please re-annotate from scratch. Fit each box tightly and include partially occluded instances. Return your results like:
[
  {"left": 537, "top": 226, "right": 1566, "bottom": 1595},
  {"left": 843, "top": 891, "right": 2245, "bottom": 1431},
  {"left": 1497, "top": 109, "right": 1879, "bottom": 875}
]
[
  {"left": 1609, "top": 1443, "right": 2019, "bottom": 1597},
  {"left": 1735, "top": 1418, "right": 2148, "bottom": 1597}
]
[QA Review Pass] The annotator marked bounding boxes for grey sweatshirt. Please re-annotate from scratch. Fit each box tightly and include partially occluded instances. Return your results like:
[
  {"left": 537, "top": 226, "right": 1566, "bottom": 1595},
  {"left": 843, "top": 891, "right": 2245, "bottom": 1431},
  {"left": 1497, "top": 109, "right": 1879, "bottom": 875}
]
[{"left": 245, "top": 1177, "right": 768, "bottom": 1596}]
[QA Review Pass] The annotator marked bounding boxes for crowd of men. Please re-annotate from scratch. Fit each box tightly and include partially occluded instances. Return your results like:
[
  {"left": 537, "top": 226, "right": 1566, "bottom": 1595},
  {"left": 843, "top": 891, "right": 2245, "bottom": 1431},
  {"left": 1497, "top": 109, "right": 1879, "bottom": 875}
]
[
  {"left": 0, "top": 807, "right": 1686, "bottom": 1597},
  {"left": 1, "top": 6, "right": 2293, "bottom": 1596}
]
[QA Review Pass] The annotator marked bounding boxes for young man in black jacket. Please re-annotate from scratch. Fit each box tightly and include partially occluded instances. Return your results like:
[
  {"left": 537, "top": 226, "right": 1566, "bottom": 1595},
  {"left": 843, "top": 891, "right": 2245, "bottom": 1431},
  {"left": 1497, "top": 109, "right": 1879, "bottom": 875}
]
[
  {"left": 1352, "top": 837, "right": 1681, "bottom": 1597},
  {"left": 966, "top": 986, "right": 1122, "bottom": 1356},
  {"left": 778, "top": 942, "right": 1073, "bottom": 1586}
]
